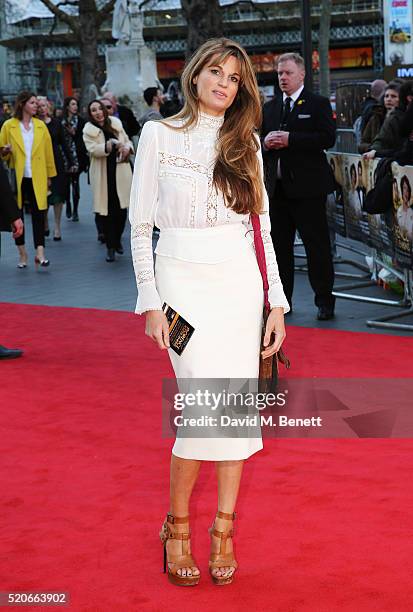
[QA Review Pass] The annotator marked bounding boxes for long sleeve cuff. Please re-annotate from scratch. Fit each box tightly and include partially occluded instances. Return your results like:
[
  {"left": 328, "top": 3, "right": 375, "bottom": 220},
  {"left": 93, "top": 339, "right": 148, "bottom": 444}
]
[
  {"left": 135, "top": 283, "right": 163, "bottom": 315},
  {"left": 269, "top": 293, "right": 290, "bottom": 314}
]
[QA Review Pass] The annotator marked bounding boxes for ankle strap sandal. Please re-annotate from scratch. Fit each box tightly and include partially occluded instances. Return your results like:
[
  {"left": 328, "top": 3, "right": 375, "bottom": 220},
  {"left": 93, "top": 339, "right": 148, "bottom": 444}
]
[
  {"left": 208, "top": 511, "right": 238, "bottom": 585},
  {"left": 159, "top": 513, "right": 200, "bottom": 586}
]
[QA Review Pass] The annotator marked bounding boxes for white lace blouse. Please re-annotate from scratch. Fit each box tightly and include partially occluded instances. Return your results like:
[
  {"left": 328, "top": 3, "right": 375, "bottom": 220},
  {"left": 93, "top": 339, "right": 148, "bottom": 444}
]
[{"left": 129, "top": 112, "right": 290, "bottom": 315}]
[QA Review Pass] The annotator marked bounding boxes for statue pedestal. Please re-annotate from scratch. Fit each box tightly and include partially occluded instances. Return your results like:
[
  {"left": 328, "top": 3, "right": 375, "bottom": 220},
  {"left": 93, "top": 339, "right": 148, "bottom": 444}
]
[{"left": 104, "top": 43, "right": 159, "bottom": 117}]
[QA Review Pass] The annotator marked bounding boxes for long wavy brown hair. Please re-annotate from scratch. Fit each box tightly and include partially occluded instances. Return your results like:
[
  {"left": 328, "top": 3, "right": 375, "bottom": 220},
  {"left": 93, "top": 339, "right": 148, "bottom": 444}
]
[
  {"left": 167, "top": 38, "right": 263, "bottom": 215},
  {"left": 87, "top": 100, "right": 118, "bottom": 136}
]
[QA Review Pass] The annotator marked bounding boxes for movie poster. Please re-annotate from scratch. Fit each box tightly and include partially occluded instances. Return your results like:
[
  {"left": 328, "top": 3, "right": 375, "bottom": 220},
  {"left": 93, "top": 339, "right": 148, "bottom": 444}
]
[
  {"left": 342, "top": 154, "right": 370, "bottom": 244},
  {"left": 391, "top": 163, "right": 413, "bottom": 268},
  {"left": 365, "top": 158, "right": 394, "bottom": 256},
  {"left": 326, "top": 153, "right": 346, "bottom": 237},
  {"left": 383, "top": 0, "right": 413, "bottom": 66}
]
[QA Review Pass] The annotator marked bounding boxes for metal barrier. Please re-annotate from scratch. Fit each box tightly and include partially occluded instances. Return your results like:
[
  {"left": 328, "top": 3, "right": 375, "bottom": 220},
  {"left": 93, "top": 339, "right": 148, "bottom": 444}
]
[
  {"left": 295, "top": 238, "right": 413, "bottom": 331},
  {"left": 321, "top": 149, "right": 413, "bottom": 331},
  {"left": 366, "top": 271, "right": 413, "bottom": 330},
  {"left": 330, "top": 129, "right": 358, "bottom": 154},
  {"left": 332, "top": 246, "right": 410, "bottom": 308}
]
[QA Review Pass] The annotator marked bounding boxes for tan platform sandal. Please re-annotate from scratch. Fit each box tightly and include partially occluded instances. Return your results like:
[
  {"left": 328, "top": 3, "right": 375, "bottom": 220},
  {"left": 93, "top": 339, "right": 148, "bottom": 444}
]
[
  {"left": 159, "top": 513, "right": 200, "bottom": 586},
  {"left": 208, "top": 511, "right": 238, "bottom": 585}
]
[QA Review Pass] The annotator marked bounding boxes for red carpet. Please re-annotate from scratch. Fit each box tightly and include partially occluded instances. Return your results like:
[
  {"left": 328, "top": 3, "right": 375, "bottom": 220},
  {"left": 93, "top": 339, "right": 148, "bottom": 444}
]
[{"left": 1, "top": 302, "right": 413, "bottom": 612}]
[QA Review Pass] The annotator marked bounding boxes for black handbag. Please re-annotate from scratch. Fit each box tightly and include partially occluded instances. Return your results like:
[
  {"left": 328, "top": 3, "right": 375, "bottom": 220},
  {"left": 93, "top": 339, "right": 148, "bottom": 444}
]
[{"left": 363, "top": 157, "right": 393, "bottom": 215}]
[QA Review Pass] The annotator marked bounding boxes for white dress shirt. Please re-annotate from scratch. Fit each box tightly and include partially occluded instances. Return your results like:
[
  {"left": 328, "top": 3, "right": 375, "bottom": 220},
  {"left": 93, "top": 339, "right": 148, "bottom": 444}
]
[
  {"left": 282, "top": 84, "right": 305, "bottom": 108},
  {"left": 19, "top": 120, "right": 34, "bottom": 178},
  {"left": 276, "top": 85, "right": 305, "bottom": 178}
]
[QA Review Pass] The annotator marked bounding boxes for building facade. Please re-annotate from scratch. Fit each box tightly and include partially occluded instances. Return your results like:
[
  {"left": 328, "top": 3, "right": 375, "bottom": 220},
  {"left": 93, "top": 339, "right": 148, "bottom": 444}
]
[{"left": 0, "top": 0, "right": 383, "bottom": 104}]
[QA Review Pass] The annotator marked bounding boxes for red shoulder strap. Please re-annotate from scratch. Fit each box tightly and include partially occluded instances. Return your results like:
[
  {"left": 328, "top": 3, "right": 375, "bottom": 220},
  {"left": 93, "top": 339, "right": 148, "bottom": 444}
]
[{"left": 251, "top": 213, "right": 270, "bottom": 313}]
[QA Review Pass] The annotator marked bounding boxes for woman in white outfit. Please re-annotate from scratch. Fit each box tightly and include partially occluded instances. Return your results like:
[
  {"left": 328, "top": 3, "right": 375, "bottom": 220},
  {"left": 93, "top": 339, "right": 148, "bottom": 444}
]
[
  {"left": 129, "top": 38, "right": 289, "bottom": 587},
  {"left": 83, "top": 100, "right": 133, "bottom": 262}
]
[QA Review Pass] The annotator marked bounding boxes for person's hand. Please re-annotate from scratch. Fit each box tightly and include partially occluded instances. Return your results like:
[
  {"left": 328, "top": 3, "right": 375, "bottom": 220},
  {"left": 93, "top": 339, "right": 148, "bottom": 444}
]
[
  {"left": 11, "top": 218, "right": 23, "bottom": 239},
  {"left": 68, "top": 164, "right": 78, "bottom": 173},
  {"left": 145, "top": 310, "right": 170, "bottom": 350},
  {"left": 1, "top": 143, "right": 12, "bottom": 156},
  {"left": 105, "top": 139, "right": 113, "bottom": 153},
  {"left": 47, "top": 178, "right": 51, "bottom": 189},
  {"left": 272, "top": 131, "right": 289, "bottom": 149},
  {"left": 66, "top": 126, "right": 76, "bottom": 136},
  {"left": 363, "top": 150, "right": 376, "bottom": 160},
  {"left": 119, "top": 145, "right": 131, "bottom": 162},
  {"left": 262, "top": 307, "right": 286, "bottom": 359},
  {"left": 263, "top": 131, "right": 279, "bottom": 150}
]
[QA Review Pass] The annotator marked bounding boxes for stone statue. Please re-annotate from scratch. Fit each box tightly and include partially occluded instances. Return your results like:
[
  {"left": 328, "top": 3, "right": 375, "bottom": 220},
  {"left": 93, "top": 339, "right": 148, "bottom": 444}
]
[
  {"left": 112, "top": 0, "right": 130, "bottom": 46},
  {"left": 112, "top": 0, "right": 145, "bottom": 47},
  {"left": 129, "top": 0, "right": 145, "bottom": 47},
  {"left": 107, "top": 0, "right": 158, "bottom": 118}
]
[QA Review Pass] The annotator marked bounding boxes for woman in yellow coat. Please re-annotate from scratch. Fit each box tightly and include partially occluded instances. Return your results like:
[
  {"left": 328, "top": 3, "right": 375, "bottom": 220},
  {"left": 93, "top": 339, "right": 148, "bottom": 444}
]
[{"left": 0, "top": 90, "right": 56, "bottom": 268}]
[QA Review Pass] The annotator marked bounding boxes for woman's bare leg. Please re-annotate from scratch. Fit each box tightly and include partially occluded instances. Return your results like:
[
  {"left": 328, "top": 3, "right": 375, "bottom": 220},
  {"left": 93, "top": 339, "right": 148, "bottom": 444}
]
[
  {"left": 17, "top": 244, "right": 28, "bottom": 266},
  {"left": 167, "top": 454, "right": 202, "bottom": 577},
  {"left": 53, "top": 203, "right": 63, "bottom": 238},
  {"left": 36, "top": 245, "right": 46, "bottom": 261},
  {"left": 211, "top": 459, "right": 244, "bottom": 578}
]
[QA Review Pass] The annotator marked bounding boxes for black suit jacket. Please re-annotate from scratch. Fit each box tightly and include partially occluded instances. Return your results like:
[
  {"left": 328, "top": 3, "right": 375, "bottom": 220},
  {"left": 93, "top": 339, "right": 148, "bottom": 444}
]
[
  {"left": 0, "top": 163, "right": 20, "bottom": 232},
  {"left": 261, "top": 88, "right": 336, "bottom": 199},
  {"left": 118, "top": 105, "right": 141, "bottom": 139}
]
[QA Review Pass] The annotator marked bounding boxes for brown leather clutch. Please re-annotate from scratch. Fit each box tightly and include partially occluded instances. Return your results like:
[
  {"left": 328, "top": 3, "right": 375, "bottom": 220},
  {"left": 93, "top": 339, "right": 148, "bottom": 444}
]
[
  {"left": 251, "top": 213, "right": 291, "bottom": 393},
  {"left": 259, "top": 306, "right": 290, "bottom": 393}
]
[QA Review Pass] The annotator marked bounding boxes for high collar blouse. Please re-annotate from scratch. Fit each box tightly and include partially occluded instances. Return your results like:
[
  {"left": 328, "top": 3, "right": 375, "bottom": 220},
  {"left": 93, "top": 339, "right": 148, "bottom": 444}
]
[{"left": 129, "top": 112, "right": 290, "bottom": 315}]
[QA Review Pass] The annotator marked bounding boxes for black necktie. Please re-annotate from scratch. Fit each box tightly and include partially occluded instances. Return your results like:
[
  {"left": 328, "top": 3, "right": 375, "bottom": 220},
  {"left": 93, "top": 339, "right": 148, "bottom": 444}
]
[{"left": 281, "top": 97, "right": 292, "bottom": 128}]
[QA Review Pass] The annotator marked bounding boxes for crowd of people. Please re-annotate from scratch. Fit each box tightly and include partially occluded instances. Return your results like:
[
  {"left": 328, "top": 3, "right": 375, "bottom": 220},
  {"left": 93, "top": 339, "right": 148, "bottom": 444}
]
[
  {"left": 0, "top": 87, "right": 167, "bottom": 266},
  {"left": 357, "top": 77, "right": 413, "bottom": 164}
]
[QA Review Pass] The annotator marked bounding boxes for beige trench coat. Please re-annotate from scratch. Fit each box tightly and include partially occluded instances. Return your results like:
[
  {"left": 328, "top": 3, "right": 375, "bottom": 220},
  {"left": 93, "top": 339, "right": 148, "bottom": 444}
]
[{"left": 82, "top": 116, "right": 133, "bottom": 215}]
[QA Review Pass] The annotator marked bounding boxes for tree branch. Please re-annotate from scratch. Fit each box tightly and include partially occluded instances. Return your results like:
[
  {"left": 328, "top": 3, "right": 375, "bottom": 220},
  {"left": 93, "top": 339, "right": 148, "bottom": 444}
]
[
  {"left": 139, "top": 0, "right": 156, "bottom": 8},
  {"left": 96, "top": 0, "right": 117, "bottom": 26},
  {"left": 49, "top": 0, "right": 78, "bottom": 33},
  {"left": 37, "top": 0, "right": 80, "bottom": 34},
  {"left": 229, "top": 1, "right": 268, "bottom": 20},
  {"left": 56, "top": 0, "right": 78, "bottom": 6}
]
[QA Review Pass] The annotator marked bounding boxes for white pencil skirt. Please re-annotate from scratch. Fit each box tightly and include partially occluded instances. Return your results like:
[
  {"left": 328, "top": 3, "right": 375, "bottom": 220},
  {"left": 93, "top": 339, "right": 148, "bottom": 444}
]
[{"left": 154, "top": 223, "right": 264, "bottom": 461}]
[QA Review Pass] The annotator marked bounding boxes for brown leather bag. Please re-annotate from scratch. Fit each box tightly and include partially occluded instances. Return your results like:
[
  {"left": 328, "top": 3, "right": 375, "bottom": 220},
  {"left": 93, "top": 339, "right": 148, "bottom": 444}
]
[{"left": 251, "top": 213, "right": 290, "bottom": 393}]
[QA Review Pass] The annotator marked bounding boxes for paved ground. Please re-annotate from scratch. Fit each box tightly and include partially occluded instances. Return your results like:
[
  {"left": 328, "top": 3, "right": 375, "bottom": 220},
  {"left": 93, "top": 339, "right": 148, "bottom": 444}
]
[{"left": 1, "top": 175, "right": 412, "bottom": 336}]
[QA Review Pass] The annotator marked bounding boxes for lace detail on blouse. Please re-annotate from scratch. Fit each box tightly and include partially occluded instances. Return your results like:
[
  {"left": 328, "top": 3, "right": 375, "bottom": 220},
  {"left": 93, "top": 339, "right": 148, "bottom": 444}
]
[
  {"left": 158, "top": 151, "right": 218, "bottom": 227},
  {"left": 261, "top": 229, "right": 272, "bottom": 244},
  {"left": 183, "top": 129, "right": 190, "bottom": 155},
  {"left": 257, "top": 212, "right": 287, "bottom": 309},
  {"left": 159, "top": 152, "right": 208, "bottom": 175},
  {"left": 206, "top": 175, "right": 218, "bottom": 226},
  {"left": 131, "top": 227, "right": 153, "bottom": 287},
  {"left": 132, "top": 223, "right": 152, "bottom": 239},
  {"left": 137, "top": 269, "right": 154, "bottom": 284},
  {"left": 198, "top": 112, "right": 225, "bottom": 130}
]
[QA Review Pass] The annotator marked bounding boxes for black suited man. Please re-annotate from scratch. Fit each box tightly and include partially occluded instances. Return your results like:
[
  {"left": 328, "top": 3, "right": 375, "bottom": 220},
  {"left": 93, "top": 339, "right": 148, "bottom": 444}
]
[{"left": 261, "top": 52, "right": 336, "bottom": 320}]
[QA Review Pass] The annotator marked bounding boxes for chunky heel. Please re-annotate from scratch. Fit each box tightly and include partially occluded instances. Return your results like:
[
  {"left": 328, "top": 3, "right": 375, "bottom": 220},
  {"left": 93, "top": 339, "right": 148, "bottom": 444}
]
[
  {"left": 209, "top": 511, "right": 238, "bottom": 585},
  {"left": 159, "top": 513, "right": 200, "bottom": 586}
]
